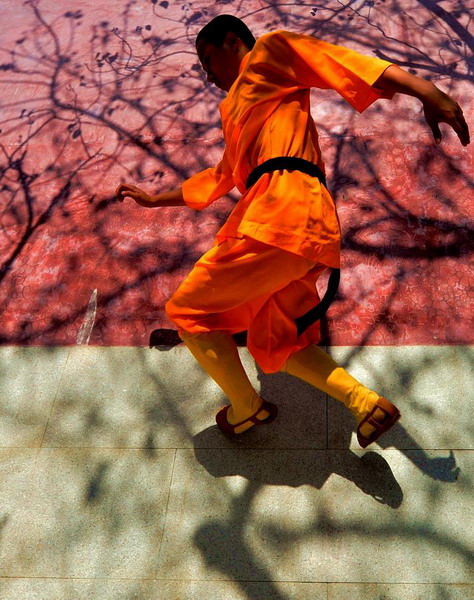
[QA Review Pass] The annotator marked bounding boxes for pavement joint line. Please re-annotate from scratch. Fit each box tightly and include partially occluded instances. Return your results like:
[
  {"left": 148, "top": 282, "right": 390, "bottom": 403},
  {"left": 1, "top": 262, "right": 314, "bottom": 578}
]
[
  {"left": 154, "top": 447, "right": 178, "bottom": 579},
  {"left": 0, "top": 577, "right": 471, "bottom": 585},
  {"left": 38, "top": 345, "right": 74, "bottom": 449},
  {"left": 0, "top": 576, "right": 156, "bottom": 581},
  {"left": 0, "top": 446, "right": 472, "bottom": 451}
]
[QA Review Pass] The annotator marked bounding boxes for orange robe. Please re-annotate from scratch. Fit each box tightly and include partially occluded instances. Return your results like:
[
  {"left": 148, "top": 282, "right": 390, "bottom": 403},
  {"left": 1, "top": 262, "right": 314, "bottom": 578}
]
[{"left": 166, "top": 30, "right": 394, "bottom": 372}]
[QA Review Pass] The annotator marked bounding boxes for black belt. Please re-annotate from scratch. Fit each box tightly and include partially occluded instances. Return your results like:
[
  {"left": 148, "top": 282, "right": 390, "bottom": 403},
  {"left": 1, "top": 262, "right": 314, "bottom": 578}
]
[
  {"left": 294, "top": 267, "right": 340, "bottom": 336},
  {"left": 246, "top": 156, "right": 327, "bottom": 190},
  {"left": 246, "top": 156, "right": 338, "bottom": 337}
]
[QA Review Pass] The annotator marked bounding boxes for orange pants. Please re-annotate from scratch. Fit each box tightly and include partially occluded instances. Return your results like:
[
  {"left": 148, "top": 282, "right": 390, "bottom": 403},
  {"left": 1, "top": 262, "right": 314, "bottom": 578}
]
[{"left": 165, "top": 236, "right": 327, "bottom": 373}]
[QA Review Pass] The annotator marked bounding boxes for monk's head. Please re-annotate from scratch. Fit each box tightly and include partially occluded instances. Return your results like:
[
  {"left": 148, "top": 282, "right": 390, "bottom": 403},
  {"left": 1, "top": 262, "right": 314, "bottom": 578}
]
[{"left": 196, "top": 15, "right": 255, "bottom": 92}]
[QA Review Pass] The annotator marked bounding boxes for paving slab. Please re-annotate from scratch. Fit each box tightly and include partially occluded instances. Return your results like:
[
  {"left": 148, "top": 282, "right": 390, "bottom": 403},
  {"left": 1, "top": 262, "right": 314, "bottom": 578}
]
[
  {"left": 0, "top": 448, "right": 175, "bottom": 578},
  {"left": 328, "top": 583, "right": 474, "bottom": 600},
  {"left": 327, "top": 346, "right": 474, "bottom": 450},
  {"left": 42, "top": 346, "right": 214, "bottom": 449},
  {"left": 0, "top": 579, "right": 155, "bottom": 600},
  {"left": 157, "top": 448, "right": 473, "bottom": 584},
  {"left": 43, "top": 346, "right": 327, "bottom": 449},
  {"left": 0, "top": 347, "right": 71, "bottom": 447},
  {"left": 0, "top": 579, "right": 328, "bottom": 600}
]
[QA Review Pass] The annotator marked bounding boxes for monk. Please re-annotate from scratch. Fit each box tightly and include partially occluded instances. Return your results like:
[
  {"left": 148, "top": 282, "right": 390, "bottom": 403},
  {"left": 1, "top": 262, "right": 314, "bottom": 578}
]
[{"left": 116, "top": 15, "right": 469, "bottom": 445}]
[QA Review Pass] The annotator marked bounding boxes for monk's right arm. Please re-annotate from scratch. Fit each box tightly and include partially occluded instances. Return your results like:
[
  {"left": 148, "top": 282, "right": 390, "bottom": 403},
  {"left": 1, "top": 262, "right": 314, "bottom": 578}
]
[{"left": 115, "top": 183, "right": 186, "bottom": 207}]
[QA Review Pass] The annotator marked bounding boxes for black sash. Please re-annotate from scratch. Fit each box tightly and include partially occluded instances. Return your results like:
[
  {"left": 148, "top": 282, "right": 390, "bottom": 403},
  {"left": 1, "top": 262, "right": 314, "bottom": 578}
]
[
  {"left": 246, "top": 156, "right": 338, "bottom": 337},
  {"left": 246, "top": 156, "right": 327, "bottom": 190}
]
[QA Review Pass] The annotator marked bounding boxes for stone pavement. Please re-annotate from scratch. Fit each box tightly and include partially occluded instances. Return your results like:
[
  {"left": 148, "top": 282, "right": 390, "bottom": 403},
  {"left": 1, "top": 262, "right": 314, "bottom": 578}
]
[{"left": 0, "top": 345, "right": 472, "bottom": 599}]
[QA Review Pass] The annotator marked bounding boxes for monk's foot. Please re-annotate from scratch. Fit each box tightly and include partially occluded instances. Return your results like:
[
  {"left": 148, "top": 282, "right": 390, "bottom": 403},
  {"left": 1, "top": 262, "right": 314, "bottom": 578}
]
[
  {"left": 228, "top": 403, "right": 271, "bottom": 434},
  {"left": 216, "top": 399, "right": 278, "bottom": 435},
  {"left": 356, "top": 397, "right": 401, "bottom": 449}
]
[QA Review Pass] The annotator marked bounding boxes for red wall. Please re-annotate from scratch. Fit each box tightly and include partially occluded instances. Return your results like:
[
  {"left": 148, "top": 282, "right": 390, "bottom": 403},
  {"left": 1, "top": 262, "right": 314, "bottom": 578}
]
[{"left": 0, "top": 0, "right": 472, "bottom": 346}]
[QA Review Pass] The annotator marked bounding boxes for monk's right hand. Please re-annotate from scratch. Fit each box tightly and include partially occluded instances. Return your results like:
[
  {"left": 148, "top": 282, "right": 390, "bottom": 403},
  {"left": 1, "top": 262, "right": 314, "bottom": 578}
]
[{"left": 115, "top": 183, "right": 157, "bottom": 207}]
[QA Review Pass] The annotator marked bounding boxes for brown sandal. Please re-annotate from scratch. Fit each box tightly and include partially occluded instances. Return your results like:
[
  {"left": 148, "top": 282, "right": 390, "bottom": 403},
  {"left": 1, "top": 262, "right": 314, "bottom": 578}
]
[
  {"left": 216, "top": 400, "right": 278, "bottom": 435},
  {"left": 357, "top": 397, "right": 401, "bottom": 449}
]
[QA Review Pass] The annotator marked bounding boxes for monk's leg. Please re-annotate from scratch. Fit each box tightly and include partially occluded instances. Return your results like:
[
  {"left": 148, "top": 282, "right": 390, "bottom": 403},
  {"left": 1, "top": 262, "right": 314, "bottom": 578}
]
[
  {"left": 166, "top": 237, "right": 314, "bottom": 433},
  {"left": 179, "top": 330, "right": 269, "bottom": 434},
  {"left": 282, "top": 345, "right": 391, "bottom": 438}
]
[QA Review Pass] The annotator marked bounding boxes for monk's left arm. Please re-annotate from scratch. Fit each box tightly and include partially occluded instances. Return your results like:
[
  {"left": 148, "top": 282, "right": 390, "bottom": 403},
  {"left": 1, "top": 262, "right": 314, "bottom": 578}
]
[{"left": 374, "top": 65, "right": 470, "bottom": 146}]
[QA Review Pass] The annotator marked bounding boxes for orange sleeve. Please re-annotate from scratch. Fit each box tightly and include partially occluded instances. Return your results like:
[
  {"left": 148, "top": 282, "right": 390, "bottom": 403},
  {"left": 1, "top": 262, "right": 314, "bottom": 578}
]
[
  {"left": 260, "top": 30, "right": 395, "bottom": 113},
  {"left": 181, "top": 149, "right": 235, "bottom": 210}
]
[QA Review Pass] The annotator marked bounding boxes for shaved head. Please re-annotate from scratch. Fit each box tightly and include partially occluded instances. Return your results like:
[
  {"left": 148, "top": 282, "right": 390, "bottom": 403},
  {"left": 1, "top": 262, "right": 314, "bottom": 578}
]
[{"left": 196, "top": 14, "right": 256, "bottom": 51}]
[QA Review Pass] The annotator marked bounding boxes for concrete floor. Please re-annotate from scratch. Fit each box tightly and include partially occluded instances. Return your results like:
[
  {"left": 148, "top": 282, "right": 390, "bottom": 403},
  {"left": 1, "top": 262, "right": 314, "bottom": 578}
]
[{"left": 0, "top": 345, "right": 472, "bottom": 599}]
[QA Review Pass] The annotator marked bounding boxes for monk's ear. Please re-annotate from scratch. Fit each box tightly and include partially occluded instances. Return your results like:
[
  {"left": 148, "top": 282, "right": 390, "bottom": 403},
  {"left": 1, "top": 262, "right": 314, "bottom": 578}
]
[{"left": 225, "top": 31, "right": 241, "bottom": 53}]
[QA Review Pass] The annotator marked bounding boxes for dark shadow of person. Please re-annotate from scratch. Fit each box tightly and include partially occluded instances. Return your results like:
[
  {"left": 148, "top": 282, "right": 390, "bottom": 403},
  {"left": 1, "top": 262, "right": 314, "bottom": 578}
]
[
  {"left": 193, "top": 428, "right": 403, "bottom": 509},
  {"left": 257, "top": 364, "right": 461, "bottom": 483},
  {"left": 152, "top": 330, "right": 461, "bottom": 483},
  {"left": 193, "top": 360, "right": 461, "bottom": 511},
  {"left": 193, "top": 366, "right": 404, "bottom": 508}
]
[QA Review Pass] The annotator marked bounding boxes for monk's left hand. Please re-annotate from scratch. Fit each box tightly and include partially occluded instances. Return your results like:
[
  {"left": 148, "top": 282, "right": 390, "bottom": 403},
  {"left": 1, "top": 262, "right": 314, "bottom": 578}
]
[{"left": 422, "top": 87, "right": 470, "bottom": 146}]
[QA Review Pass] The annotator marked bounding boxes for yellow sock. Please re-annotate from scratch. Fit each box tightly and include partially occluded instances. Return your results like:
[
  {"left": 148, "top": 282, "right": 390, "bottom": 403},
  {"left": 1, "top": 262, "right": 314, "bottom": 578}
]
[
  {"left": 180, "top": 330, "right": 269, "bottom": 432},
  {"left": 282, "top": 345, "right": 379, "bottom": 426}
]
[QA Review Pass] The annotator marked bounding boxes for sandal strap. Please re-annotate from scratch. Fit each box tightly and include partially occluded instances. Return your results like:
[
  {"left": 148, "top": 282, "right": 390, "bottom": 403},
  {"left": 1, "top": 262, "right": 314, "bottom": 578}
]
[
  {"left": 233, "top": 400, "right": 274, "bottom": 427},
  {"left": 216, "top": 400, "right": 277, "bottom": 434},
  {"left": 357, "top": 397, "right": 400, "bottom": 448}
]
